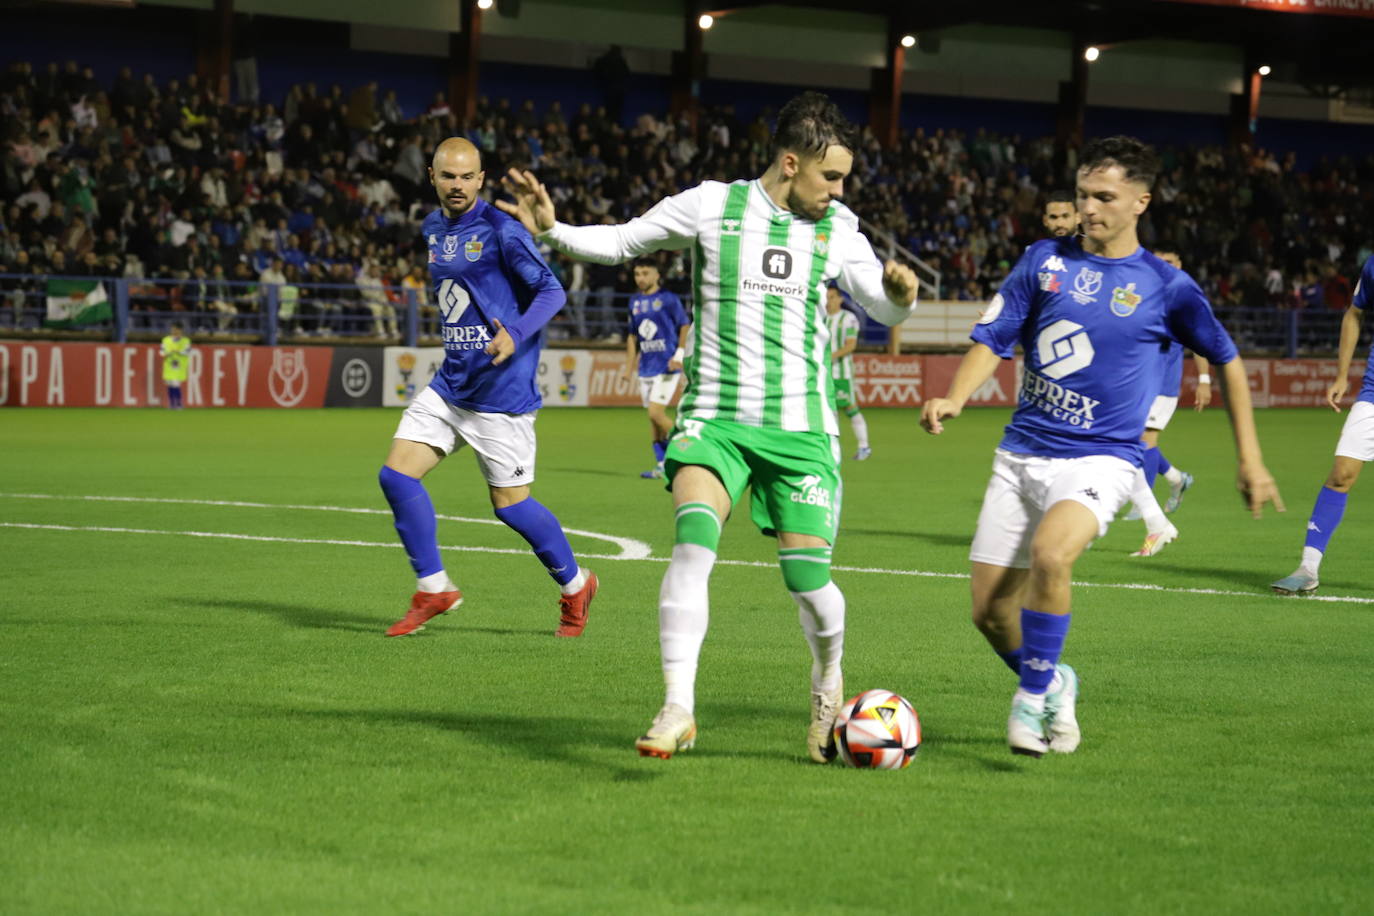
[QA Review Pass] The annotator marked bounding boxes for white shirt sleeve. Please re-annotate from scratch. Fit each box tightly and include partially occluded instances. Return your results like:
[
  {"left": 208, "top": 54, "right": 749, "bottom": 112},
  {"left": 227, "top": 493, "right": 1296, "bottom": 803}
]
[
  {"left": 836, "top": 225, "right": 917, "bottom": 327},
  {"left": 542, "top": 185, "right": 703, "bottom": 264}
]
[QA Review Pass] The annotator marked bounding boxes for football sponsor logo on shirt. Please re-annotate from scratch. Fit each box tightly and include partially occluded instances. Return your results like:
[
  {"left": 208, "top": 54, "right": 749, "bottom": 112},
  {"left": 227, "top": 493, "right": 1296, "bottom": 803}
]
[
  {"left": 1038, "top": 271, "right": 1063, "bottom": 293},
  {"left": 1070, "top": 267, "right": 1103, "bottom": 305},
  {"left": 1041, "top": 255, "right": 1067, "bottom": 272},
  {"left": 762, "top": 249, "right": 793, "bottom": 279},
  {"left": 1035, "top": 318, "right": 1095, "bottom": 380},
  {"left": 1110, "top": 283, "right": 1142, "bottom": 317},
  {"left": 722, "top": 217, "right": 742, "bottom": 234}
]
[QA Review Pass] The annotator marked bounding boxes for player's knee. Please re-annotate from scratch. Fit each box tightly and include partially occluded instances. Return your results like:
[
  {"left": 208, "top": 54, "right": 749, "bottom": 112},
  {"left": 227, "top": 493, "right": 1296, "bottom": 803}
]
[
  {"left": 1028, "top": 540, "right": 1077, "bottom": 579},
  {"left": 1327, "top": 462, "right": 1361, "bottom": 491},
  {"left": 675, "top": 502, "right": 722, "bottom": 552},
  {"left": 779, "top": 547, "right": 832, "bottom": 593}
]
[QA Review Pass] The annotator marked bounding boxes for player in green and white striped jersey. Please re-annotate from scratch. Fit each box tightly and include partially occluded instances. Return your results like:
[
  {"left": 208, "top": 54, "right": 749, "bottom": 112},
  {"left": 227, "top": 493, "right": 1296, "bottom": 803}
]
[
  {"left": 825, "top": 285, "right": 871, "bottom": 460},
  {"left": 498, "top": 92, "right": 918, "bottom": 763}
]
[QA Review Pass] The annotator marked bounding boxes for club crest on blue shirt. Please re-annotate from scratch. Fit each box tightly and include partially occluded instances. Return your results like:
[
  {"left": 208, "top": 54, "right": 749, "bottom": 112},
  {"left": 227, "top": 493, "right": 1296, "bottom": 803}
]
[
  {"left": 464, "top": 234, "right": 483, "bottom": 262},
  {"left": 652, "top": 298, "right": 662, "bottom": 311},
  {"left": 1070, "top": 267, "right": 1103, "bottom": 305},
  {"left": 441, "top": 234, "right": 459, "bottom": 261},
  {"left": 1110, "top": 283, "right": 1142, "bottom": 317}
]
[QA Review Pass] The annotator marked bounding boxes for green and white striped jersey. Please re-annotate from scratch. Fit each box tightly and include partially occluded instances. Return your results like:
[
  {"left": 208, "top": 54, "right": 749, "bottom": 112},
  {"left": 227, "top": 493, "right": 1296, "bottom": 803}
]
[
  {"left": 544, "top": 179, "right": 915, "bottom": 435},
  {"left": 827, "top": 309, "right": 860, "bottom": 382}
]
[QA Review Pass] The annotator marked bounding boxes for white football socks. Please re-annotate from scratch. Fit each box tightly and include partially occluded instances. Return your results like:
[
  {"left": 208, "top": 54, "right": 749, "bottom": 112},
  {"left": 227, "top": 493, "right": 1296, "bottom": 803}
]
[
  {"left": 1128, "top": 467, "right": 1169, "bottom": 534},
  {"left": 793, "top": 582, "right": 846, "bottom": 693},
  {"left": 1162, "top": 465, "right": 1184, "bottom": 486},
  {"left": 560, "top": 568, "right": 588, "bottom": 595},
  {"left": 850, "top": 413, "right": 869, "bottom": 450},
  {"left": 417, "top": 571, "right": 457, "bottom": 593},
  {"left": 659, "top": 543, "right": 715, "bottom": 714},
  {"left": 1300, "top": 546, "right": 1323, "bottom": 575}
]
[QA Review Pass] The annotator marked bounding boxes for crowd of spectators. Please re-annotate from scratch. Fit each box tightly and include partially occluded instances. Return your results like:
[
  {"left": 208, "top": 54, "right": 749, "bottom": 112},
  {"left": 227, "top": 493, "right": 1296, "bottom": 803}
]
[{"left": 2, "top": 56, "right": 1372, "bottom": 347}]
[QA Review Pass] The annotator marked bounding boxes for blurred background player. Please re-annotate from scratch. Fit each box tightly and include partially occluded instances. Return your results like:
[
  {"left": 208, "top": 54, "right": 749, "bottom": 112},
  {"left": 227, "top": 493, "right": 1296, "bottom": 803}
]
[
  {"left": 1122, "top": 247, "right": 1209, "bottom": 556},
  {"left": 921, "top": 136, "right": 1282, "bottom": 758},
  {"left": 1042, "top": 189, "right": 1080, "bottom": 238},
  {"left": 623, "top": 256, "right": 690, "bottom": 479},
  {"left": 159, "top": 323, "right": 190, "bottom": 409},
  {"left": 498, "top": 91, "right": 919, "bottom": 762},
  {"left": 825, "top": 285, "right": 871, "bottom": 460},
  {"left": 1272, "top": 253, "right": 1374, "bottom": 595},
  {"left": 378, "top": 137, "right": 597, "bottom": 639}
]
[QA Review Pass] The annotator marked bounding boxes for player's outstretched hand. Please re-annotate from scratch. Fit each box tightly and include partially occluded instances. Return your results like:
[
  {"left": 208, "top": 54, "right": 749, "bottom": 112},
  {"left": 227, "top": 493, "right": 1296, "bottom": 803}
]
[
  {"left": 1236, "top": 462, "right": 1285, "bottom": 519},
  {"left": 1193, "top": 381, "right": 1213, "bottom": 411},
  {"left": 920, "top": 397, "right": 960, "bottom": 435},
  {"left": 495, "top": 168, "right": 556, "bottom": 236},
  {"left": 882, "top": 260, "right": 918, "bottom": 306},
  {"left": 1325, "top": 377, "right": 1349, "bottom": 412},
  {"left": 485, "top": 317, "right": 516, "bottom": 365}
]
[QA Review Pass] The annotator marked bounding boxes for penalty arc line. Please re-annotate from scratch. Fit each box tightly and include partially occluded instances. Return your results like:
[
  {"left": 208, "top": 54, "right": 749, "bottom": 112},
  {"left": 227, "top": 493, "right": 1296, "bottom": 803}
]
[{"left": 3, "top": 521, "right": 1371, "bottom": 605}]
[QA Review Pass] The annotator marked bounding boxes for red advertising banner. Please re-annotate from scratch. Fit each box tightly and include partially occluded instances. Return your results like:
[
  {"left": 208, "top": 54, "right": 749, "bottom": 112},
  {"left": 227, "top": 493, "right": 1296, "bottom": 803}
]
[
  {"left": 0, "top": 341, "right": 332, "bottom": 408},
  {"left": 1160, "top": 0, "right": 1374, "bottom": 19},
  {"left": 586, "top": 351, "right": 684, "bottom": 407},
  {"left": 852, "top": 354, "right": 1020, "bottom": 408}
]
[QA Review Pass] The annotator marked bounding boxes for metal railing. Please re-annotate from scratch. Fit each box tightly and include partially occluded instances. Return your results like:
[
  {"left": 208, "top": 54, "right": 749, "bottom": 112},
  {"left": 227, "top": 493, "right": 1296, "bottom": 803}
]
[{"left": 859, "top": 218, "right": 942, "bottom": 300}]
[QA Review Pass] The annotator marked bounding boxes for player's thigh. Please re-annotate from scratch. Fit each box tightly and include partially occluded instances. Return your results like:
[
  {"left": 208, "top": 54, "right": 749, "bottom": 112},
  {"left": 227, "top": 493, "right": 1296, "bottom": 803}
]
[
  {"left": 390, "top": 387, "right": 459, "bottom": 475},
  {"left": 665, "top": 417, "right": 751, "bottom": 517},
  {"left": 451, "top": 408, "right": 537, "bottom": 489},
  {"left": 745, "top": 428, "right": 841, "bottom": 543},
  {"left": 1334, "top": 400, "right": 1374, "bottom": 465},
  {"left": 970, "top": 450, "right": 1039, "bottom": 569},
  {"left": 1145, "top": 395, "right": 1178, "bottom": 432}
]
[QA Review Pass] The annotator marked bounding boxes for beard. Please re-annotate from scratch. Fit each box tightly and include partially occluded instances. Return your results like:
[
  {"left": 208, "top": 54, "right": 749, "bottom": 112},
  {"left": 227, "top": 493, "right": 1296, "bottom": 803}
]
[{"left": 786, "top": 187, "right": 831, "bottom": 222}]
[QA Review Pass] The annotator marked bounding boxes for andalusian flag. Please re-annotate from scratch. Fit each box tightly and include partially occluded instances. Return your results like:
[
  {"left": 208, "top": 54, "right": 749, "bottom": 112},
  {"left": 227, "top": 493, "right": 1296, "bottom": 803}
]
[{"left": 45, "top": 278, "right": 111, "bottom": 328}]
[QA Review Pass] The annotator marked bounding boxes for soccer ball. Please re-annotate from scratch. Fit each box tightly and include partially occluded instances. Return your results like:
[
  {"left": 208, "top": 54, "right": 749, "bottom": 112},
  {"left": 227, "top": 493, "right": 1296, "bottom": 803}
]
[{"left": 833, "top": 689, "right": 921, "bottom": 769}]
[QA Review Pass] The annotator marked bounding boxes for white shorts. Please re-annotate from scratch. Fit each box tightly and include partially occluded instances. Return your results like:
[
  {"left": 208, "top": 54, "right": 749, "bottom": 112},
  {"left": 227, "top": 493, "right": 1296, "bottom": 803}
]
[
  {"left": 394, "top": 387, "right": 537, "bottom": 487},
  {"left": 969, "top": 449, "right": 1137, "bottom": 569},
  {"left": 639, "top": 372, "right": 681, "bottom": 408},
  {"left": 1335, "top": 399, "right": 1374, "bottom": 462},
  {"left": 1146, "top": 395, "right": 1179, "bottom": 430}
]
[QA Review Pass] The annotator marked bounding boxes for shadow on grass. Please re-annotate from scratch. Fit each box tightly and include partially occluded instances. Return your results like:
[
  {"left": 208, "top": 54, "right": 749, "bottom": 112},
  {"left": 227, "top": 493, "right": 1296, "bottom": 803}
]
[
  {"left": 543, "top": 466, "right": 629, "bottom": 479},
  {"left": 256, "top": 704, "right": 663, "bottom": 781},
  {"left": 189, "top": 597, "right": 381, "bottom": 632},
  {"left": 843, "top": 528, "right": 971, "bottom": 549},
  {"left": 1093, "top": 560, "right": 1374, "bottom": 600},
  {"left": 188, "top": 599, "right": 551, "bottom": 638}
]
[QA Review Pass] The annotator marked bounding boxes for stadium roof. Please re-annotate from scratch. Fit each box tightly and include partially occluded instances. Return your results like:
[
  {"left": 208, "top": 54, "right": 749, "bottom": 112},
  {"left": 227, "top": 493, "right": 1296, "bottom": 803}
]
[{"left": 710, "top": 0, "right": 1374, "bottom": 90}]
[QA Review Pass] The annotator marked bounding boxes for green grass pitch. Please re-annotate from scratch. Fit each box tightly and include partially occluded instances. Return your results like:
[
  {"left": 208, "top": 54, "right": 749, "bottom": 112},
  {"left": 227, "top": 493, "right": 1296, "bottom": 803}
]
[{"left": 3, "top": 405, "right": 1372, "bottom": 914}]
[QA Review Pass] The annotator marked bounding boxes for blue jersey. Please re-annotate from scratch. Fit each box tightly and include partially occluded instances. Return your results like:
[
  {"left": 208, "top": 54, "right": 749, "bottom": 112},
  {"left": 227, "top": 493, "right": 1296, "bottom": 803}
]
[
  {"left": 1159, "top": 341, "right": 1183, "bottom": 398},
  {"left": 422, "top": 199, "right": 563, "bottom": 414},
  {"left": 628, "top": 289, "right": 690, "bottom": 377},
  {"left": 972, "top": 237, "right": 1238, "bottom": 466},
  {"left": 1353, "top": 256, "right": 1374, "bottom": 404}
]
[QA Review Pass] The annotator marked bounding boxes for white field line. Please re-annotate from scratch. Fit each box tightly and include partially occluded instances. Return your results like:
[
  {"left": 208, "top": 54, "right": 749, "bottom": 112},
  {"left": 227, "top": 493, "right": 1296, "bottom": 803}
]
[
  {"left": 0, "top": 492, "right": 651, "bottom": 560},
  {"left": 2, "top": 496, "right": 1370, "bottom": 605}
]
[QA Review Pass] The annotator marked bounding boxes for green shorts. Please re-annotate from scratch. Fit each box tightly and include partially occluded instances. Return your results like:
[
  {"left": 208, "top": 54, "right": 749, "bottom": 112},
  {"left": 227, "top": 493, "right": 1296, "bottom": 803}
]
[
  {"left": 664, "top": 417, "right": 842, "bottom": 541},
  {"left": 831, "top": 378, "right": 853, "bottom": 410}
]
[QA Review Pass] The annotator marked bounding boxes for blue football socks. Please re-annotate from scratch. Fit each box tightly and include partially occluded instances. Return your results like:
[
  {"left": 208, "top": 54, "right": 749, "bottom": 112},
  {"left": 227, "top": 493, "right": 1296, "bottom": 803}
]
[
  {"left": 997, "top": 648, "right": 1023, "bottom": 675},
  {"left": 494, "top": 496, "right": 579, "bottom": 586},
  {"left": 1019, "top": 609, "right": 1072, "bottom": 695},
  {"left": 1143, "top": 446, "right": 1162, "bottom": 487},
  {"left": 1304, "top": 486, "right": 1348, "bottom": 555},
  {"left": 652, "top": 440, "right": 668, "bottom": 464},
  {"left": 378, "top": 466, "right": 443, "bottom": 578}
]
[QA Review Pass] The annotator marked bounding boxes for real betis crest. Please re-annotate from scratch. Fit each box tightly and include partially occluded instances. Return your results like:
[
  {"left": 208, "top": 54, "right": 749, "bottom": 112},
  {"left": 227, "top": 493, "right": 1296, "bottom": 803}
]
[
  {"left": 813, "top": 231, "right": 829, "bottom": 257},
  {"left": 464, "top": 234, "right": 483, "bottom": 262},
  {"left": 1110, "top": 283, "right": 1142, "bottom": 317}
]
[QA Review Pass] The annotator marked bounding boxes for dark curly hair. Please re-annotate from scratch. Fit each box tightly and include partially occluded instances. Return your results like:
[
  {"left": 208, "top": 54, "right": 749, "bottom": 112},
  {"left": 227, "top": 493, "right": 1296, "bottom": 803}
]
[
  {"left": 770, "top": 91, "right": 859, "bottom": 161},
  {"left": 1079, "top": 136, "right": 1161, "bottom": 188}
]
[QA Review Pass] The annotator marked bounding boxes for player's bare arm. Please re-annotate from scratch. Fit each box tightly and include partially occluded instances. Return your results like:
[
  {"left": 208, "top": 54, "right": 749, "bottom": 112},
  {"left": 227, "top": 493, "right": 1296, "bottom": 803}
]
[
  {"left": 920, "top": 343, "right": 1002, "bottom": 435},
  {"left": 624, "top": 334, "right": 638, "bottom": 378},
  {"left": 1217, "top": 357, "right": 1285, "bottom": 517},
  {"left": 495, "top": 168, "right": 557, "bottom": 235},
  {"left": 668, "top": 324, "right": 689, "bottom": 372},
  {"left": 1192, "top": 353, "right": 1213, "bottom": 411},
  {"left": 1326, "top": 305, "right": 1364, "bottom": 412}
]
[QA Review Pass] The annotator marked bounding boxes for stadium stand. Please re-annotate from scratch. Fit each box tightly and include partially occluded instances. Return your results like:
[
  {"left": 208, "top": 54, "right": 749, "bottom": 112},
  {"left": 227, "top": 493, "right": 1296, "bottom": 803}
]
[{"left": 2, "top": 54, "right": 1371, "bottom": 353}]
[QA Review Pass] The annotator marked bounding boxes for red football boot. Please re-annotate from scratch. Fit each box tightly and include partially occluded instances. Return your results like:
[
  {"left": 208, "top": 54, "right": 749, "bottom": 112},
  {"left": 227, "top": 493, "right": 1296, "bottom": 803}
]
[
  {"left": 555, "top": 571, "right": 598, "bottom": 637},
  {"left": 386, "top": 589, "right": 463, "bottom": 637}
]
